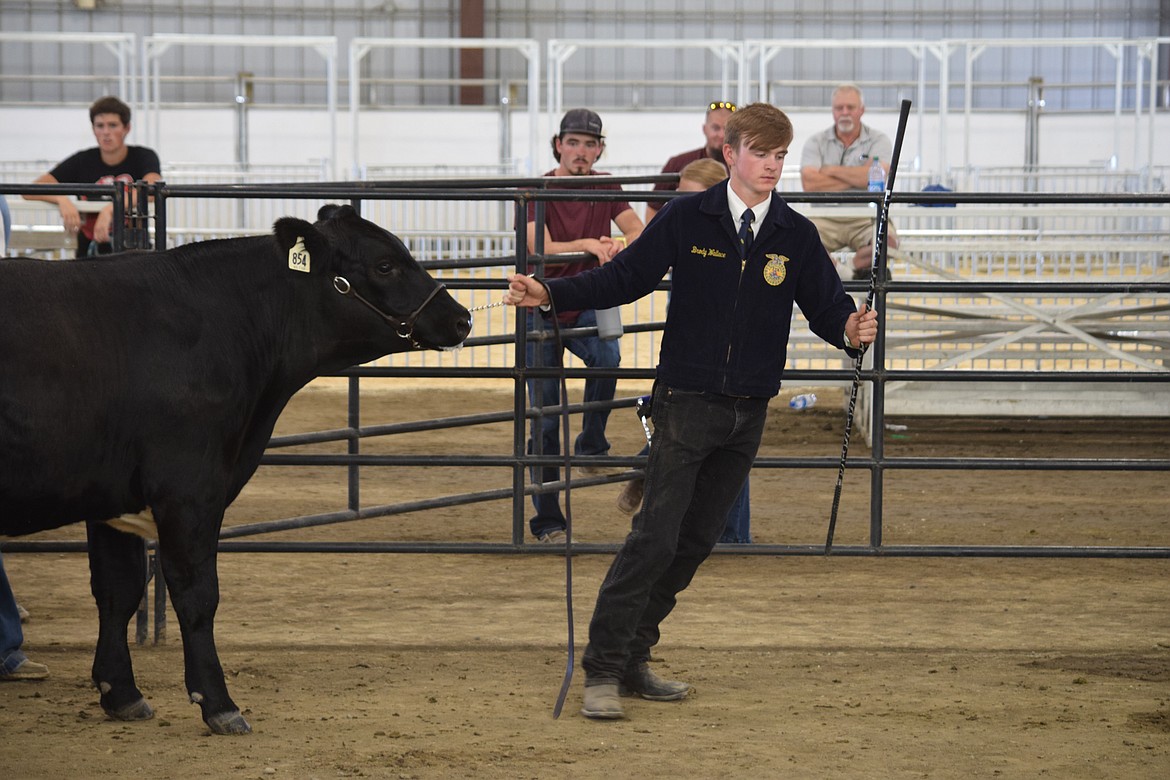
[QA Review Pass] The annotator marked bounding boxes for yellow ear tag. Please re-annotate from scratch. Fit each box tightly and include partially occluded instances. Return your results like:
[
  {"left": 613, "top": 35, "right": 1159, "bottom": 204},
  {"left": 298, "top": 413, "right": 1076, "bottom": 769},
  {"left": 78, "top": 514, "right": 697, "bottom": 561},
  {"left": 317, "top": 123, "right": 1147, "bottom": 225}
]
[{"left": 288, "top": 236, "right": 311, "bottom": 273}]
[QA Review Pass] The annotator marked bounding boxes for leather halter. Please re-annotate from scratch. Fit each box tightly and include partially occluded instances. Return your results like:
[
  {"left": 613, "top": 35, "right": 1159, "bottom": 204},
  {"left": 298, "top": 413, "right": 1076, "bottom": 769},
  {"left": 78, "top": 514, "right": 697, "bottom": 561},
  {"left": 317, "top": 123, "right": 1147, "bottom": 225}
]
[{"left": 332, "top": 275, "right": 447, "bottom": 348}]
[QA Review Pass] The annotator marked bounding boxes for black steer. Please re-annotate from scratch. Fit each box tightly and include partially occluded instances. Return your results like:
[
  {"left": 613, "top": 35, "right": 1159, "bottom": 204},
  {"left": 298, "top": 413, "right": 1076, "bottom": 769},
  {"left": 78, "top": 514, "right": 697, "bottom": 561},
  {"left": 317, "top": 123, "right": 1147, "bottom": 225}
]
[{"left": 0, "top": 204, "right": 471, "bottom": 734}]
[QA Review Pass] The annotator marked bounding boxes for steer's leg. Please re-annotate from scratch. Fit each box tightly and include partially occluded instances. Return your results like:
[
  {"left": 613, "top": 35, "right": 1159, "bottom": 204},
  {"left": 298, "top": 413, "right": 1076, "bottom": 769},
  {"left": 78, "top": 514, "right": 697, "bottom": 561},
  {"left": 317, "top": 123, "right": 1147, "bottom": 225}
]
[
  {"left": 153, "top": 501, "right": 250, "bottom": 735},
  {"left": 86, "top": 520, "right": 155, "bottom": 721}
]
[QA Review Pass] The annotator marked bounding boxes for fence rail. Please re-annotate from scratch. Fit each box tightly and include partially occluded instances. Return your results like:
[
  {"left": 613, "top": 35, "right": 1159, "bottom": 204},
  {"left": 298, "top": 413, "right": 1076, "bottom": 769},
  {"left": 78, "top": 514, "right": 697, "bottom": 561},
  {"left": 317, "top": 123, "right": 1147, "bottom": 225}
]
[{"left": 1, "top": 181, "right": 1167, "bottom": 563}]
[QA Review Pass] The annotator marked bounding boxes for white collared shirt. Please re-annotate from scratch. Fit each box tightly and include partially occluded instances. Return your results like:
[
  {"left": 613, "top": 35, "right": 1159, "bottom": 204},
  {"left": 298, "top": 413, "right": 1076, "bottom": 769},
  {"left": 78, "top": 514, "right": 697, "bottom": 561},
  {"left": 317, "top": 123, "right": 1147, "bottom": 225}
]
[{"left": 726, "top": 182, "right": 771, "bottom": 229}]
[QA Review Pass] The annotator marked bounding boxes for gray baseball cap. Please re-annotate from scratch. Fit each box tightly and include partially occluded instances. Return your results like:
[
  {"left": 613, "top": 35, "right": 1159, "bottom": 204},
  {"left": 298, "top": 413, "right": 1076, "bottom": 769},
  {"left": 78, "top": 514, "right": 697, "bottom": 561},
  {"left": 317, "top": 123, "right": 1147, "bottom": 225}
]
[{"left": 559, "top": 108, "right": 604, "bottom": 139}]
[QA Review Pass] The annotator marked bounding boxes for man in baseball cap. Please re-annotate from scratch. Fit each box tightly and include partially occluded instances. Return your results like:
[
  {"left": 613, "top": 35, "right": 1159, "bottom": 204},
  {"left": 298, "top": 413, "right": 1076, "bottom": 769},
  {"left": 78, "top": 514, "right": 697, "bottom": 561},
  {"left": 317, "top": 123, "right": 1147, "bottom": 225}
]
[
  {"left": 558, "top": 107, "right": 605, "bottom": 139},
  {"left": 522, "top": 108, "right": 643, "bottom": 546}
]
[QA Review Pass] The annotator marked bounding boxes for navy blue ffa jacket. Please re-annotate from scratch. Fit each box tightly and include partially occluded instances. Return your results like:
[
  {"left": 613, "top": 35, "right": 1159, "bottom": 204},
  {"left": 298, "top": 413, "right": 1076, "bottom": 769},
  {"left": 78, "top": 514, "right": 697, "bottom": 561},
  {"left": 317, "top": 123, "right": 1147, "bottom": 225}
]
[{"left": 544, "top": 181, "right": 860, "bottom": 398}]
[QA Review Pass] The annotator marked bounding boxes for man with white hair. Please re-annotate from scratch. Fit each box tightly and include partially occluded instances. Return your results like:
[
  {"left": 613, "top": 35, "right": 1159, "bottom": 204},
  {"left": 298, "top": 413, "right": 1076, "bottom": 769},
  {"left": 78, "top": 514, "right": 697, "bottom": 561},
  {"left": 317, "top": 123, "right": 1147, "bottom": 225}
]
[{"left": 800, "top": 83, "right": 900, "bottom": 280}]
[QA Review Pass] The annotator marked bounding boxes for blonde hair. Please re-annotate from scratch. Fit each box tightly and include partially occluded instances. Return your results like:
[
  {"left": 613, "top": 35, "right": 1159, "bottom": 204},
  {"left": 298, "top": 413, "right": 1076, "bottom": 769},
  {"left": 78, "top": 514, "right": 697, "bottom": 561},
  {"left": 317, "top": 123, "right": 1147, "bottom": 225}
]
[{"left": 679, "top": 158, "right": 728, "bottom": 189}]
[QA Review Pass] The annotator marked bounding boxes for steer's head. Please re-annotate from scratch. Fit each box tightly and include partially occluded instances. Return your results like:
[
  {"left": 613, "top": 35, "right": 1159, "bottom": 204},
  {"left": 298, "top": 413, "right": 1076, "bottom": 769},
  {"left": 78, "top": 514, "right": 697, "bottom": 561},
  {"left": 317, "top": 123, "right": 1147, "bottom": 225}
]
[{"left": 273, "top": 205, "right": 471, "bottom": 357}]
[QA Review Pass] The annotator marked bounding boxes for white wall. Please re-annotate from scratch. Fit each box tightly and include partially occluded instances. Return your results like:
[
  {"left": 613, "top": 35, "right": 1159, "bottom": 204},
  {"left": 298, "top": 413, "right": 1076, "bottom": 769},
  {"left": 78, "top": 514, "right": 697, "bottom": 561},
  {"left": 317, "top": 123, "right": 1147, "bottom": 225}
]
[{"left": 3, "top": 105, "right": 1166, "bottom": 184}]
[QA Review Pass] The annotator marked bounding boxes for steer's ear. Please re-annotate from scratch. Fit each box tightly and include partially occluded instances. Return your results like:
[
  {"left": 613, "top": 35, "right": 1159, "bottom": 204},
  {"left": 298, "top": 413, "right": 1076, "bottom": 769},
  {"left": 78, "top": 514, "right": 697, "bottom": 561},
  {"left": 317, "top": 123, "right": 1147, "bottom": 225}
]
[
  {"left": 273, "top": 217, "right": 330, "bottom": 276},
  {"left": 317, "top": 203, "right": 358, "bottom": 223}
]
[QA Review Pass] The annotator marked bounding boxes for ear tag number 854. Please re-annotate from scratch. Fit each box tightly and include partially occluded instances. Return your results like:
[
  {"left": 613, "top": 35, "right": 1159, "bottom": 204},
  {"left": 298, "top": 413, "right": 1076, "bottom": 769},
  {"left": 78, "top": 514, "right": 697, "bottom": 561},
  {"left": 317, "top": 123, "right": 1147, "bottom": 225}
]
[{"left": 288, "top": 236, "right": 311, "bottom": 273}]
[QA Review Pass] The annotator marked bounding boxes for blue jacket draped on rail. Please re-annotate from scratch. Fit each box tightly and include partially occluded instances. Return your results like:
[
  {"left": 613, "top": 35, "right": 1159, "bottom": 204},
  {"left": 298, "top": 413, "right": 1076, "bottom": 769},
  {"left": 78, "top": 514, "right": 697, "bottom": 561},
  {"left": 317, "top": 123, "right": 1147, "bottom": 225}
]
[{"left": 543, "top": 180, "right": 861, "bottom": 398}]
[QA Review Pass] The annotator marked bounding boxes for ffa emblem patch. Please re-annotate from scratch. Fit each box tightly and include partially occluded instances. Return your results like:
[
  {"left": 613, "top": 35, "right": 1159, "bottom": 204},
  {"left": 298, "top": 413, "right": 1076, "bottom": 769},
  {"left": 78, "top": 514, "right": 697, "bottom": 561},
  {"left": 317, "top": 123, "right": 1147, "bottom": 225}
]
[{"left": 763, "top": 254, "right": 791, "bottom": 286}]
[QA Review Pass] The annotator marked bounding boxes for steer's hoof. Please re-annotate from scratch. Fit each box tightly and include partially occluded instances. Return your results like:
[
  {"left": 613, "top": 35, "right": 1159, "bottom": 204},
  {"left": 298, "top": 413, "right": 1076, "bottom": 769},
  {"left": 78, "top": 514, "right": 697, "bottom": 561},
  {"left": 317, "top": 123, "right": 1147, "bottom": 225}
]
[
  {"left": 106, "top": 697, "right": 155, "bottom": 722},
  {"left": 207, "top": 709, "right": 252, "bottom": 735}
]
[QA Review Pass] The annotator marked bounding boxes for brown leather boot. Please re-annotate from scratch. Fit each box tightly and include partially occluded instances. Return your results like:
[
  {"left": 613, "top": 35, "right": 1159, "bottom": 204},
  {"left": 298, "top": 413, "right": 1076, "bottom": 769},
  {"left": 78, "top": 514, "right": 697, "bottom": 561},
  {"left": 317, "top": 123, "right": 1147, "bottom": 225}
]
[{"left": 619, "top": 663, "right": 691, "bottom": 701}]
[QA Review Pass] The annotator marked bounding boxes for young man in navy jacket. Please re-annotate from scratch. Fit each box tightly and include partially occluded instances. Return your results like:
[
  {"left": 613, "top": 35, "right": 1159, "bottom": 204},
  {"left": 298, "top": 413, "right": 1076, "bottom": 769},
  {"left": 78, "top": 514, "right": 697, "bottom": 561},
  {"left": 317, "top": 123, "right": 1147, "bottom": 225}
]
[{"left": 506, "top": 102, "right": 878, "bottom": 720}]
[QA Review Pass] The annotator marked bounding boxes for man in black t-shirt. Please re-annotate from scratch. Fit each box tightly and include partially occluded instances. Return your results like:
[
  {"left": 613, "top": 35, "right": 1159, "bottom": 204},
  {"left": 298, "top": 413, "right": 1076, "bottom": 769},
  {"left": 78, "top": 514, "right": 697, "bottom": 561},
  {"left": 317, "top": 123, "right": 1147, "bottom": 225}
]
[{"left": 26, "top": 96, "right": 161, "bottom": 257}]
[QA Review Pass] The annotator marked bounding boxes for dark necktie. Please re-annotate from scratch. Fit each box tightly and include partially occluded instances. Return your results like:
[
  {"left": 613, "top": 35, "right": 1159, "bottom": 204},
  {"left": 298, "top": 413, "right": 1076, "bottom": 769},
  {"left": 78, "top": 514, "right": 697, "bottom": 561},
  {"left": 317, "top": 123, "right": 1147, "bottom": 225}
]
[{"left": 738, "top": 208, "right": 755, "bottom": 258}]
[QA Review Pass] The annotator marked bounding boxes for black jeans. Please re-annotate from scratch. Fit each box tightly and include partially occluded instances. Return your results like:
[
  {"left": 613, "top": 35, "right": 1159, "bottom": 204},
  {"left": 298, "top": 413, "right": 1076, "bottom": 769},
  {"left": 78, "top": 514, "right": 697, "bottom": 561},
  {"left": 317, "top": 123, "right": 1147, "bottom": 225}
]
[{"left": 582, "top": 384, "right": 769, "bottom": 684}]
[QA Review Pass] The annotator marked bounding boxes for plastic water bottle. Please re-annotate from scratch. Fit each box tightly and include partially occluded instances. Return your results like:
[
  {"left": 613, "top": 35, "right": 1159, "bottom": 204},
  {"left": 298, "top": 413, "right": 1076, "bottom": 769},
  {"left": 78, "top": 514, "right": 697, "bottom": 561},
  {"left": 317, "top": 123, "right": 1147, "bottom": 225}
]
[
  {"left": 788, "top": 393, "right": 817, "bottom": 410},
  {"left": 867, "top": 156, "right": 885, "bottom": 193}
]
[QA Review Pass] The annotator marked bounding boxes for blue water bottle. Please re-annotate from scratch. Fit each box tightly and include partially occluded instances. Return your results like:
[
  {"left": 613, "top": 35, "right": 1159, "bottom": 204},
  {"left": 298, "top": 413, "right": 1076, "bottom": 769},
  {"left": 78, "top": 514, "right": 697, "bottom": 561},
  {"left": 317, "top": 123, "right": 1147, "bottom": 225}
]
[
  {"left": 867, "top": 156, "right": 885, "bottom": 193},
  {"left": 788, "top": 393, "right": 817, "bottom": 410}
]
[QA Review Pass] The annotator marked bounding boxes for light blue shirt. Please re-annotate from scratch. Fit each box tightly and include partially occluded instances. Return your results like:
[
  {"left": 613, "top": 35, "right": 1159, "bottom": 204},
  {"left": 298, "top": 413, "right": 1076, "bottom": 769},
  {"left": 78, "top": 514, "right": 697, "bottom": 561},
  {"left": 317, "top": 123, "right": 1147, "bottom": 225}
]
[{"left": 0, "top": 194, "right": 10, "bottom": 251}]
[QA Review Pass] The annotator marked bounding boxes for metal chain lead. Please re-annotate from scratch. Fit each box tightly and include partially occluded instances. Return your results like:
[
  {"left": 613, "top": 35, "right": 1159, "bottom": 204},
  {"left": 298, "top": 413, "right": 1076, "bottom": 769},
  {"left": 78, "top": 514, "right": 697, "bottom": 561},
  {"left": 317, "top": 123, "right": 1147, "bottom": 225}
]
[
  {"left": 468, "top": 274, "right": 533, "bottom": 312},
  {"left": 467, "top": 298, "right": 510, "bottom": 313}
]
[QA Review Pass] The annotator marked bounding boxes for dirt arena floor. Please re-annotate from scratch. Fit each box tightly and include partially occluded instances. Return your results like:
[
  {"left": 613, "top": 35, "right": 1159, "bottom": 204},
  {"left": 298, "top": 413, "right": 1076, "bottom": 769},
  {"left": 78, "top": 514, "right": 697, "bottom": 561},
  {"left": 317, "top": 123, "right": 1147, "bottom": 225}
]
[{"left": 2, "top": 381, "right": 1167, "bottom": 779}]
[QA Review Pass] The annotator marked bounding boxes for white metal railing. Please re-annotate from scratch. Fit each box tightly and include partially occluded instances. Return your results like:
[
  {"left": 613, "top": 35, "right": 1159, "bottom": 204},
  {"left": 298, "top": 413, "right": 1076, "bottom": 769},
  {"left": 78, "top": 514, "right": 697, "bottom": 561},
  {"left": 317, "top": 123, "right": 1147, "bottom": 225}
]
[
  {"left": 774, "top": 202, "right": 1170, "bottom": 376},
  {"left": 550, "top": 36, "right": 1168, "bottom": 174},
  {"left": 360, "top": 163, "right": 523, "bottom": 180},
  {"left": 885, "top": 204, "right": 1168, "bottom": 373},
  {"left": 0, "top": 32, "right": 137, "bottom": 104},
  {"left": 947, "top": 165, "right": 1168, "bottom": 193},
  {"left": 142, "top": 34, "right": 340, "bottom": 177},
  {"left": 600, "top": 164, "right": 1170, "bottom": 198},
  {"left": 547, "top": 38, "right": 748, "bottom": 115},
  {"left": 5, "top": 198, "right": 116, "bottom": 259},
  {"left": 348, "top": 38, "right": 541, "bottom": 178},
  {"left": 159, "top": 161, "right": 332, "bottom": 236},
  {"left": 0, "top": 161, "right": 55, "bottom": 184},
  {"left": 5, "top": 33, "right": 1168, "bottom": 181}
]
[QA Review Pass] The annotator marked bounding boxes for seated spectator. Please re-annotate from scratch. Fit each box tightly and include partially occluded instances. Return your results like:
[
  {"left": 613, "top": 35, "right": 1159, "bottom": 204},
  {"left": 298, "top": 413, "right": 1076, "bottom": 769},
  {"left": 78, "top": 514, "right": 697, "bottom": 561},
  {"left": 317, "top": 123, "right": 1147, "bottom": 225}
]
[
  {"left": 645, "top": 100, "right": 736, "bottom": 222},
  {"left": 25, "top": 95, "right": 161, "bottom": 258},
  {"left": 525, "top": 108, "right": 644, "bottom": 544},
  {"left": 1, "top": 552, "right": 49, "bottom": 682},
  {"left": 799, "top": 83, "right": 901, "bottom": 280}
]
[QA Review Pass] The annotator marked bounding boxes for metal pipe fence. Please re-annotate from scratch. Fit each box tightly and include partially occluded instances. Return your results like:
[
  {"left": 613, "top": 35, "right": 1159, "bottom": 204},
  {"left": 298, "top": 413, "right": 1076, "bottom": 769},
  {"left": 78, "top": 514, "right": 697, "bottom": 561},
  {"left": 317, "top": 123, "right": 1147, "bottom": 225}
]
[{"left": 1, "top": 180, "right": 1167, "bottom": 561}]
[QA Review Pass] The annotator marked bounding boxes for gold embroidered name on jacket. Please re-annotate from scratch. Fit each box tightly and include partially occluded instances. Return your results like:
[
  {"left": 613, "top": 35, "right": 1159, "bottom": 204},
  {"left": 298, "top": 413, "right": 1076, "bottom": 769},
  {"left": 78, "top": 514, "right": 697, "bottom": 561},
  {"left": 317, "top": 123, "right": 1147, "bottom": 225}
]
[{"left": 690, "top": 245, "right": 728, "bottom": 259}]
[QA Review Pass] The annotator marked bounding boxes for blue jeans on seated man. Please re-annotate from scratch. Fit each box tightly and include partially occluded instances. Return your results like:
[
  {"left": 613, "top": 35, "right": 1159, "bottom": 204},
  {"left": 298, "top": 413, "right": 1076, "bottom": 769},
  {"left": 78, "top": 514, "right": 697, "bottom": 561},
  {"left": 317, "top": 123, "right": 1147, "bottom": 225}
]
[
  {"left": 1, "top": 552, "right": 31, "bottom": 675},
  {"left": 719, "top": 479, "right": 752, "bottom": 544},
  {"left": 526, "top": 309, "right": 621, "bottom": 538}
]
